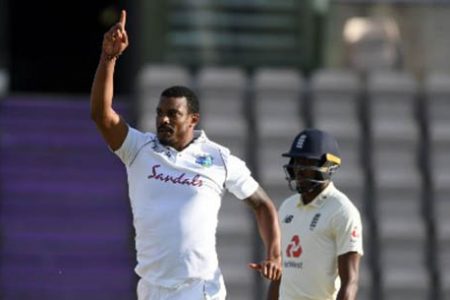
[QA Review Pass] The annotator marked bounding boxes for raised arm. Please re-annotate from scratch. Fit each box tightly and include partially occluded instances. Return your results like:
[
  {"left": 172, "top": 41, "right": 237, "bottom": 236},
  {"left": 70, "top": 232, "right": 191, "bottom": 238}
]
[
  {"left": 90, "top": 10, "right": 129, "bottom": 151},
  {"left": 245, "top": 186, "right": 282, "bottom": 281},
  {"left": 336, "top": 251, "right": 361, "bottom": 300}
]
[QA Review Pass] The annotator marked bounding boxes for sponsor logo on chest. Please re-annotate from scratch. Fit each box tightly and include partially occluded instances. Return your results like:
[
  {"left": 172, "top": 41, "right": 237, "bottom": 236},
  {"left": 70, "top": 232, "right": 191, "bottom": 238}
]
[{"left": 147, "top": 164, "right": 203, "bottom": 187}]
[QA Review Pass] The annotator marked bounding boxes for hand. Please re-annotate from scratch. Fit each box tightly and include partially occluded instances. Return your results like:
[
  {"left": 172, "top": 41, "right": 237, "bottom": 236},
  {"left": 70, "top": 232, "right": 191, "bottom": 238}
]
[
  {"left": 248, "top": 257, "right": 282, "bottom": 281},
  {"left": 102, "top": 10, "right": 128, "bottom": 60}
]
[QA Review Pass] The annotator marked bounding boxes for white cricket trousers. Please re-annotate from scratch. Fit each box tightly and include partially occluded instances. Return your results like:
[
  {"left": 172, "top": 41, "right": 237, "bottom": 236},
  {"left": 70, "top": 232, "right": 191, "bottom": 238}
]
[{"left": 137, "top": 277, "right": 226, "bottom": 300}]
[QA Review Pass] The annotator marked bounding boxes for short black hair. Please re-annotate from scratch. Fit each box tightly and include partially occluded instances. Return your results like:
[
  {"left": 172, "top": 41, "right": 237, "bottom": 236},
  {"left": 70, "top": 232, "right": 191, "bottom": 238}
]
[{"left": 161, "top": 86, "right": 200, "bottom": 114}]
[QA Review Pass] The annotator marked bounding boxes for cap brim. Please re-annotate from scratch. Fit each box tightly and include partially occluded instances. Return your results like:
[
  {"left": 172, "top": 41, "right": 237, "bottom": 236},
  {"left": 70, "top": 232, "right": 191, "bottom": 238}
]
[{"left": 281, "top": 152, "right": 322, "bottom": 160}]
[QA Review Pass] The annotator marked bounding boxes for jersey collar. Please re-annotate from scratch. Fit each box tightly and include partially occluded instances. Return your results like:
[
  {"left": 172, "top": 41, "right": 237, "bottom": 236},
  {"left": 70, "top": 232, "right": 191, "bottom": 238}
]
[
  {"left": 192, "top": 130, "right": 207, "bottom": 144},
  {"left": 154, "top": 130, "right": 208, "bottom": 154},
  {"left": 298, "top": 182, "right": 335, "bottom": 208}
]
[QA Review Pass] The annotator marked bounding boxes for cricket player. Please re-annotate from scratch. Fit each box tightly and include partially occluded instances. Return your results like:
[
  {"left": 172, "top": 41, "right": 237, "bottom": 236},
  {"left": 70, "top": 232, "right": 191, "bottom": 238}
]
[
  {"left": 90, "top": 10, "right": 281, "bottom": 300},
  {"left": 268, "top": 129, "right": 363, "bottom": 300}
]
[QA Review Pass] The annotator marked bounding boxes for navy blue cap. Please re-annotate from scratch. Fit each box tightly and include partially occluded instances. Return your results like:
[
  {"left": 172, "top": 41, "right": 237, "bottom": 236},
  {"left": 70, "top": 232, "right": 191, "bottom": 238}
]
[{"left": 282, "top": 128, "right": 341, "bottom": 165}]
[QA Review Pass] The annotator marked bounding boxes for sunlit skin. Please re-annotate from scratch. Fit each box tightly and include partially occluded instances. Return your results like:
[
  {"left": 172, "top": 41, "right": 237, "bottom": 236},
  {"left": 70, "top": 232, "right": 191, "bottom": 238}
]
[{"left": 156, "top": 96, "right": 199, "bottom": 151}]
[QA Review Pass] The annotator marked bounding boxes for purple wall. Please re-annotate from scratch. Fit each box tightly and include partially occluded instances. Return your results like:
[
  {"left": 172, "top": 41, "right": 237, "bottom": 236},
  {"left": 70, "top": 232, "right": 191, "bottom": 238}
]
[{"left": 0, "top": 97, "right": 137, "bottom": 299}]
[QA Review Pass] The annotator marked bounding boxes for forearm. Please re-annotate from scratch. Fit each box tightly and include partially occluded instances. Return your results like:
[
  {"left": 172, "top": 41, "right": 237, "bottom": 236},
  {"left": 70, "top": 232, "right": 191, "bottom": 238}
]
[
  {"left": 267, "top": 279, "right": 280, "bottom": 300},
  {"left": 90, "top": 54, "right": 119, "bottom": 125},
  {"left": 254, "top": 201, "right": 281, "bottom": 260},
  {"left": 336, "top": 281, "right": 358, "bottom": 300},
  {"left": 245, "top": 187, "right": 282, "bottom": 280}
]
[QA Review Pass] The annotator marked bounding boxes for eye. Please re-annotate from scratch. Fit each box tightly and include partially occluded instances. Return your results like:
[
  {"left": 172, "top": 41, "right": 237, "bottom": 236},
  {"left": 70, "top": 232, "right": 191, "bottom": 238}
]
[{"left": 168, "top": 110, "right": 181, "bottom": 118}]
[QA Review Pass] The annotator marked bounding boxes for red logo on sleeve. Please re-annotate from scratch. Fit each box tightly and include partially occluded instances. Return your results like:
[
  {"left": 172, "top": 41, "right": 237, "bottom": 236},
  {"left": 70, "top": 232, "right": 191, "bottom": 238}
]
[
  {"left": 286, "top": 235, "right": 303, "bottom": 258},
  {"left": 351, "top": 226, "right": 361, "bottom": 239}
]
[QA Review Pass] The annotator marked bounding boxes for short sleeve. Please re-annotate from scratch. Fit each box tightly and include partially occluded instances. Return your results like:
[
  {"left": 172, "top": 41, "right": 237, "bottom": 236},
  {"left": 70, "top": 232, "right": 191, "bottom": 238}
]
[
  {"left": 333, "top": 205, "right": 364, "bottom": 256},
  {"left": 225, "top": 154, "right": 259, "bottom": 200},
  {"left": 114, "top": 126, "right": 149, "bottom": 166}
]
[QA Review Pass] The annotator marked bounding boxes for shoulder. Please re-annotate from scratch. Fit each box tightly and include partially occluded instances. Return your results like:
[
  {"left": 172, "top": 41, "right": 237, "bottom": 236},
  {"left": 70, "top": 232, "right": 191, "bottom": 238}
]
[
  {"left": 127, "top": 126, "right": 156, "bottom": 142},
  {"left": 327, "top": 185, "right": 361, "bottom": 218},
  {"left": 196, "top": 135, "right": 235, "bottom": 164},
  {"left": 114, "top": 127, "right": 159, "bottom": 166},
  {"left": 202, "top": 139, "right": 231, "bottom": 156},
  {"left": 279, "top": 194, "right": 299, "bottom": 213},
  {"left": 122, "top": 128, "right": 161, "bottom": 155}
]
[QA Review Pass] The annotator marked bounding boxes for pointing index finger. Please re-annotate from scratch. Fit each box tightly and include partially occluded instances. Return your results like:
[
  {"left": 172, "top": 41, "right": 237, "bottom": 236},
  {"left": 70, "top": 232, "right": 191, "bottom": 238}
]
[{"left": 119, "top": 10, "right": 127, "bottom": 29}]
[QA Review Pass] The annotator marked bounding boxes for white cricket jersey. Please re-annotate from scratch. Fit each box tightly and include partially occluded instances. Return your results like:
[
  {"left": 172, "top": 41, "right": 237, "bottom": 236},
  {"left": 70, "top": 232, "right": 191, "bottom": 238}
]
[
  {"left": 278, "top": 183, "right": 363, "bottom": 300},
  {"left": 114, "top": 127, "right": 259, "bottom": 288}
]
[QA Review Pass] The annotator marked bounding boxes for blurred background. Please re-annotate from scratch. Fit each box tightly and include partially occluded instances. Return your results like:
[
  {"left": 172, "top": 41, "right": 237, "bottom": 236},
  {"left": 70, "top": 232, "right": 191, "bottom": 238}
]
[{"left": 1, "top": 0, "right": 450, "bottom": 299}]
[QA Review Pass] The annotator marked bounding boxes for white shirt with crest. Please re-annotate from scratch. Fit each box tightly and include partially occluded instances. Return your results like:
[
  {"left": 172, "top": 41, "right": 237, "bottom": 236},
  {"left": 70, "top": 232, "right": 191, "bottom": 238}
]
[
  {"left": 114, "top": 127, "right": 259, "bottom": 288},
  {"left": 278, "top": 183, "right": 364, "bottom": 300}
]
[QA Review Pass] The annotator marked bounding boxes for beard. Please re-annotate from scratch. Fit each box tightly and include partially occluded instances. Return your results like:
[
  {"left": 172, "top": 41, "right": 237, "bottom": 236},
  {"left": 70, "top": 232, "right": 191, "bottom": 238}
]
[{"left": 157, "top": 126, "right": 175, "bottom": 147}]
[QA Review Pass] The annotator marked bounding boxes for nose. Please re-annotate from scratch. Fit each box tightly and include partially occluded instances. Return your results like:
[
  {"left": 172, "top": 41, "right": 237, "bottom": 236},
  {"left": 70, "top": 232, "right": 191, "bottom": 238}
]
[{"left": 157, "top": 114, "right": 170, "bottom": 125}]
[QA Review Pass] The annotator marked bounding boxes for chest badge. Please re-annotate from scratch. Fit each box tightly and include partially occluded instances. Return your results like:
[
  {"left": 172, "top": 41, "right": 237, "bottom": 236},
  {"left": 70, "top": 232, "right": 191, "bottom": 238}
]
[
  {"left": 309, "top": 213, "right": 321, "bottom": 231},
  {"left": 195, "top": 154, "right": 213, "bottom": 167}
]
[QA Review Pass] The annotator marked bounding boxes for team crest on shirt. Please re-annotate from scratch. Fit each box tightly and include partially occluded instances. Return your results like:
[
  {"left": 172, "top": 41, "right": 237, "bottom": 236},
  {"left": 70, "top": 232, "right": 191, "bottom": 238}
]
[
  {"left": 309, "top": 213, "right": 321, "bottom": 231},
  {"left": 195, "top": 154, "right": 213, "bottom": 167}
]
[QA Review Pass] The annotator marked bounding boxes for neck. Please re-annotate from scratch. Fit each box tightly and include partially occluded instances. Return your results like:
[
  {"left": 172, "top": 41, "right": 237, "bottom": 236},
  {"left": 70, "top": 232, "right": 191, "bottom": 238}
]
[
  {"left": 174, "top": 132, "right": 196, "bottom": 151},
  {"left": 301, "top": 181, "right": 330, "bottom": 205}
]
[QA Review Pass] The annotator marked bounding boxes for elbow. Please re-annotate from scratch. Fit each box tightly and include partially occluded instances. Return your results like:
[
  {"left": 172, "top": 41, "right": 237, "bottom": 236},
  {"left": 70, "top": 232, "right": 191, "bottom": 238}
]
[
  {"left": 90, "top": 110, "right": 101, "bottom": 122},
  {"left": 90, "top": 107, "right": 109, "bottom": 125},
  {"left": 90, "top": 111, "right": 106, "bottom": 128},
  {"left": 256, "top": 199, "right": 277, "bottom": 217},
  {"left": 90, "top": 101, "right": 102, "bottom": 122},
  {"left": 341, "top": 274, "right": 359, "bottom": 288},
  {"left": 339, "top": 277, "right": 359, "bottom": 299},
  {"left": 90, "top": 107, "right": 119, "bottom": 130},
  {"left": 90, "top": 110, "right": 111, "bottom": 130}
]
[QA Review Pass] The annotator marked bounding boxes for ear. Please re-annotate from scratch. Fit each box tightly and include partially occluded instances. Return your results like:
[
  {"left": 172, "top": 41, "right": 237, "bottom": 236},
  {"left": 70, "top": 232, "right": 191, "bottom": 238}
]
[{"left": 190, "top": 113, "right": 200, "bottom": 127}]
